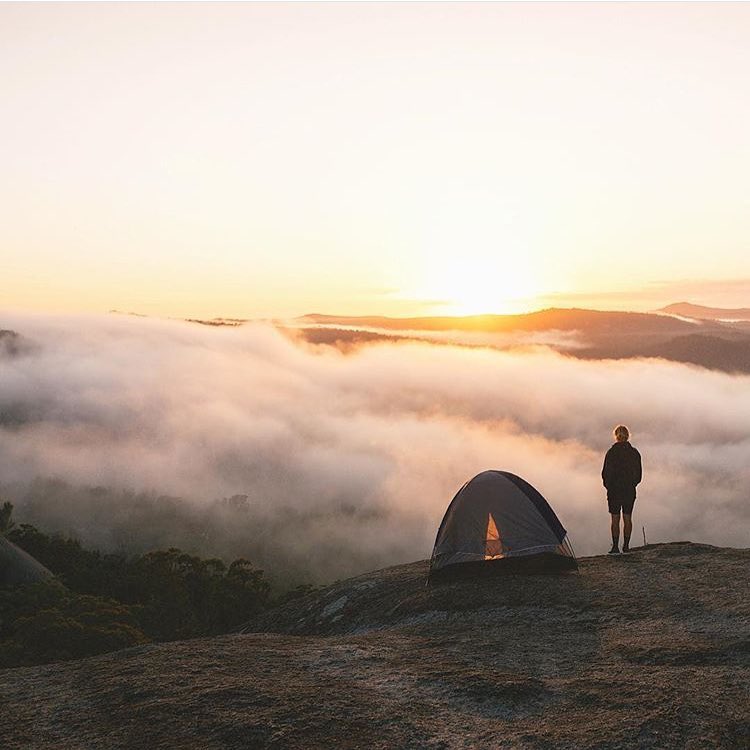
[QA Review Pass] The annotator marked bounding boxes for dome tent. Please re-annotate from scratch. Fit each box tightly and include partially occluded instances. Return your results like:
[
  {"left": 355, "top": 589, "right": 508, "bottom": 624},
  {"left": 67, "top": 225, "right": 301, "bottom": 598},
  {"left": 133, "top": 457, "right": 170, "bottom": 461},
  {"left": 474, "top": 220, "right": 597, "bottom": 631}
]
[
  {"left": 429, "top": 470, "right": 576, "bottom": 581},
  {"left": 0, "top": 535, "right": 54, "bottom": 587}
]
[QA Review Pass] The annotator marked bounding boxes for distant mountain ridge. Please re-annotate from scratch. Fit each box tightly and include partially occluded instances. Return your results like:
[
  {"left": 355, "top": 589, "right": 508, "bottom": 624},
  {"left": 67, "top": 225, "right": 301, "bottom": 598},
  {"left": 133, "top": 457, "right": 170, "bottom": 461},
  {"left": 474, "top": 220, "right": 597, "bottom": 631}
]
[
  {"left": 290, "top": 306, "right": 750, "bottom": 374},
  {"left": 659, "top": 302, "right": 750, "bottom": 320},
  {"left": 299, "top": 308, "right": 713, "bottom": 335}
]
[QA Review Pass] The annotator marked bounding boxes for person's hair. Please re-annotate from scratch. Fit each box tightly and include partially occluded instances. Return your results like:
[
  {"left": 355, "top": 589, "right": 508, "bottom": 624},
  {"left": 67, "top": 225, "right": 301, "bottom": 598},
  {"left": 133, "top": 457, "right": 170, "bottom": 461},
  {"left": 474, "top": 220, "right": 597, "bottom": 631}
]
[{"left": 614, "top": 424, "right": 630, "bottom": 442}]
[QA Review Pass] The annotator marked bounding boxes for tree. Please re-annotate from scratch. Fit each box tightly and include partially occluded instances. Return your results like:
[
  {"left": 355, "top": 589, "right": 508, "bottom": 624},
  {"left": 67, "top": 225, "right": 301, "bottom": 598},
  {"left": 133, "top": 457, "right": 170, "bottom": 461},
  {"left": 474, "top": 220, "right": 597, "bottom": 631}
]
[
  {"left": 0, "top": 582, "right": 148, "bottom": 668},
  {"left": 0, "top": 501, "right": 15, "bottom": 535},
  {"left": 8, "top": 522, "right": 272, "bottom": 649}
]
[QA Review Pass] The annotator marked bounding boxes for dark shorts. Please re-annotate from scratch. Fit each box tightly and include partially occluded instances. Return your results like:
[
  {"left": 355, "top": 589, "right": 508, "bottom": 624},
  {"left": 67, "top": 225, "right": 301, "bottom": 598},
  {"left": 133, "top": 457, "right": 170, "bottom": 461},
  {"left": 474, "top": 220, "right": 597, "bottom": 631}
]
[{"left": 608, "top": 495, "right": 636, "bottom": 515}]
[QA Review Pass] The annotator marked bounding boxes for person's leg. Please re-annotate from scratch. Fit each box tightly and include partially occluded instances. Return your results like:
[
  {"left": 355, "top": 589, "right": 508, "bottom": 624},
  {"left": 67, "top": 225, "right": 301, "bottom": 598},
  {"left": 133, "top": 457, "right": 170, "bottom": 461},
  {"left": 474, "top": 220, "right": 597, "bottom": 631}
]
[
  {"left": 622, "top": 514, "right": 633, "bottom": 552},
  {"left": 609, "top": 513, "right": 620, "bottom": 553}
]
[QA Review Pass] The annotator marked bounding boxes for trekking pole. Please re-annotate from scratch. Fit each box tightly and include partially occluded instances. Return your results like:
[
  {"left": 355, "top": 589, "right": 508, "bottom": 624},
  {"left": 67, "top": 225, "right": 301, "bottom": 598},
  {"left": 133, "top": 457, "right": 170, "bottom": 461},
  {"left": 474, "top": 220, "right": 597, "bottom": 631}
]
[{"left": 642, "top": 526, "right": 647, "bottom": 547}]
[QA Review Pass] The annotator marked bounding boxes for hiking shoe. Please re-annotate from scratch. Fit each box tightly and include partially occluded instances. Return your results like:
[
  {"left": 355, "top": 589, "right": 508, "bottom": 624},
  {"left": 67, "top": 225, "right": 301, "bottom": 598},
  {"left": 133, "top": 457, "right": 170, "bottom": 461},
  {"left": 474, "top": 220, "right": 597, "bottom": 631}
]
[
  {"left": 622, "top": 546, "right": 631, "bottom": 554},
  {"left": 608, "top": 546, "right": 620, "bottom": 555}
]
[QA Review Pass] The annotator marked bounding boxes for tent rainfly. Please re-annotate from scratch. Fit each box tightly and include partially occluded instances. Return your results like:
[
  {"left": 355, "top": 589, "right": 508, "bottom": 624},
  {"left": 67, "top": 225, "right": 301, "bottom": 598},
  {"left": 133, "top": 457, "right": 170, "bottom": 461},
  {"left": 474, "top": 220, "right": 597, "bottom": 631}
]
[
  {"left": 0, "top": 536, "right": 55, "bottom": 588},
  {"left": 429, "top": 470, "right": 577, "bottom": 581}
]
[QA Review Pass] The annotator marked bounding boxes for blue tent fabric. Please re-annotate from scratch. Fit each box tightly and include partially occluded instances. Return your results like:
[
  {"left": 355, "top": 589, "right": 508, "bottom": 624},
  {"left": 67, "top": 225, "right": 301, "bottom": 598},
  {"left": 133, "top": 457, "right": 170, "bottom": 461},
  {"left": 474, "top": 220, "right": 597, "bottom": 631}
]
[
  {"left": 499, "top": 472, "right": 567, "bottom": 542},
  {"left": 0, "top": 536, "right": 54, "bottom": 587},
  {"left": 430, "top": 470, "right": 576, "bottom": 577}
]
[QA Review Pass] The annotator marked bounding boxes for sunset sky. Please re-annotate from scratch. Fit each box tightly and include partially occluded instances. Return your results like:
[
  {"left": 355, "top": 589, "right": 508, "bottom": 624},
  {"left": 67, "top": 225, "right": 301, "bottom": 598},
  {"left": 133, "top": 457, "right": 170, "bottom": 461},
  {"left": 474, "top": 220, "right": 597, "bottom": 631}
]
[{"left": 2, "top": 2, "right": 749, "bottom": 318}]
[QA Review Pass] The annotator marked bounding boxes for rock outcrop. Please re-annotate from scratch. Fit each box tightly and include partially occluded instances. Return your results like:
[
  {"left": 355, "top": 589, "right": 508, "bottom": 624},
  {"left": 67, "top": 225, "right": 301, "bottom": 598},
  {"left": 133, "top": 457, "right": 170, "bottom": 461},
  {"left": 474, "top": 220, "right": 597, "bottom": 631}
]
[{"left": 1, "top": 542, "right": 748, "bottom": 749}]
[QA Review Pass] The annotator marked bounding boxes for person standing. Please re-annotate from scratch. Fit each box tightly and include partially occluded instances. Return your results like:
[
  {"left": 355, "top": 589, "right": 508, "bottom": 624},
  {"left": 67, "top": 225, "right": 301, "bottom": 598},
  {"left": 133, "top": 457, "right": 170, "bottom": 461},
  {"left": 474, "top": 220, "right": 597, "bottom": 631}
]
[{"left": 602, "top": 425, "right": 642, "bottom": 554}]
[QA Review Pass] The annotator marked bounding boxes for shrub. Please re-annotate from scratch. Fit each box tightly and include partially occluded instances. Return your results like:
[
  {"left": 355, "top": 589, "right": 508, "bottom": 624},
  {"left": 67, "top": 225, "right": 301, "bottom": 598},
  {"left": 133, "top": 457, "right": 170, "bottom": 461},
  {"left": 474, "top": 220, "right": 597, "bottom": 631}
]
[
  {"left": 0, "top": 582, "right": 148, "bottom": 668},
  {"left": 7, "top": 524, "right": 271, "bottom": 645}
]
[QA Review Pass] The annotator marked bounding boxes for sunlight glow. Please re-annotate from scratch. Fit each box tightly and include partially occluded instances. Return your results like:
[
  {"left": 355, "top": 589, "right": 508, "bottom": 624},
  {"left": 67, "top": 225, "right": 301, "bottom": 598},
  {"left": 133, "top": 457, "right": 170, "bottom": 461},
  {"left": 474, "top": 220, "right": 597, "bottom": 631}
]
[
  {"left": 1, "top": 4, "right": 749, "bottom": 316},
  {"left": 412, "top": 257, "right": 541, "bottom": 316}
]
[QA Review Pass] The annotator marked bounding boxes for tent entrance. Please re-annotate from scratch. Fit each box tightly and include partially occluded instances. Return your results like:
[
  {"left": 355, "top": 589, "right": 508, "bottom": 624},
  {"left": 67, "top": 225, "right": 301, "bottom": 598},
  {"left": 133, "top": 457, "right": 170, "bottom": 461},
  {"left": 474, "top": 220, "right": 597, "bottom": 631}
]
[{"left": 484, "top": 513, "right": 504, "bottom": 560}]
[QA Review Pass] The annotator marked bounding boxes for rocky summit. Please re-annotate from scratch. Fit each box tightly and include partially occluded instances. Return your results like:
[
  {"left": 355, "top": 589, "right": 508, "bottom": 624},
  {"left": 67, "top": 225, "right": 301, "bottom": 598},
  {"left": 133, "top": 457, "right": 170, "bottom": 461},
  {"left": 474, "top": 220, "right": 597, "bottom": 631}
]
[{"left": 1, "top": 542, "right": 748, "bottom": 749}]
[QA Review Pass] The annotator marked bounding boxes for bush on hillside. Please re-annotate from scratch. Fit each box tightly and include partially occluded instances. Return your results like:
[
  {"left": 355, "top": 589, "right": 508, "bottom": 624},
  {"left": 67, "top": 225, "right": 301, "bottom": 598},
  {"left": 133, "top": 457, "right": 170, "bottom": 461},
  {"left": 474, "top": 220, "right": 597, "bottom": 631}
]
[
  {"left": 0, "top": 582, "right": 148, "bottom": 668},
  {"left": 0, "top": 500, "right": 15, "bottom": 535},
  {"left": 7, "top": 522, "right": 271, "bottom": 640},
  {"left": 127, "top": 548, "right": 271, "bottom": 640}
]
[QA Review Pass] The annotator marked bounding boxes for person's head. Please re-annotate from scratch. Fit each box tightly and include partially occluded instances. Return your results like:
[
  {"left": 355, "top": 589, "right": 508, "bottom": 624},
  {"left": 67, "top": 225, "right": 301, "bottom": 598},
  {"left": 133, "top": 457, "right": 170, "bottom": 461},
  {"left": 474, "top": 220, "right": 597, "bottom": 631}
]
[{"left": 614, "top": 424, "right": 630, "bottom": 442}]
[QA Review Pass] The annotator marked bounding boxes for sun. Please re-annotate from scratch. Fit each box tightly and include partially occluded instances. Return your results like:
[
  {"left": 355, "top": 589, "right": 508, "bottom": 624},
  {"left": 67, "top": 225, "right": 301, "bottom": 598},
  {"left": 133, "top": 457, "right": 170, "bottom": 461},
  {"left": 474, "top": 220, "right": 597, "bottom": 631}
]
[{"left": 414, "top": 259, "right": 541, "bottom": 316}]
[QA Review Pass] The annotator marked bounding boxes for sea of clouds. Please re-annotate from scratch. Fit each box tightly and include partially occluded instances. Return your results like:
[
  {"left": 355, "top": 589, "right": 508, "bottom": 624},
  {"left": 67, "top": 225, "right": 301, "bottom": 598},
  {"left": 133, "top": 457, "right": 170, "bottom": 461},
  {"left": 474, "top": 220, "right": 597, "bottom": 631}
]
[{"left": 1, "top": 312, "right": 748, "bottom": 585}]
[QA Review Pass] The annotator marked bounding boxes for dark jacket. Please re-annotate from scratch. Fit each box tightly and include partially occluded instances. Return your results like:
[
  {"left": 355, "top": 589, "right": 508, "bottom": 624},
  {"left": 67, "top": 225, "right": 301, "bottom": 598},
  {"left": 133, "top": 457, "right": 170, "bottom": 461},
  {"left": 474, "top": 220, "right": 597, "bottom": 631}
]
[{"left": 602, "top": 441, "right": 642, "bottom": 500}]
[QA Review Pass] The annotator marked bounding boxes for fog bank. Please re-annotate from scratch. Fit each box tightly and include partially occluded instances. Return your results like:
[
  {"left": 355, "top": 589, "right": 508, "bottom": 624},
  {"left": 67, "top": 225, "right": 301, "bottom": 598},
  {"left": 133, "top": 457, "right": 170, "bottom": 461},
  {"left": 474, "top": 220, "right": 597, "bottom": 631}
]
[{"left": 1, "top": 312, "right": 748, "bottom": 584}]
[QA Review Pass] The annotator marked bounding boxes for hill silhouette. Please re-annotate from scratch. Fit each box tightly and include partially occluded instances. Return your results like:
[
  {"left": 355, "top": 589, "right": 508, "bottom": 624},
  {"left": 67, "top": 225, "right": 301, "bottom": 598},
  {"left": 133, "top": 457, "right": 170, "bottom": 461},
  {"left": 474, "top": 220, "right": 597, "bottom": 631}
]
[
  {"left": 659, "top": 302, "right": 750, "bottom": 321},
  {"left": 299, "top": 308, "right": 709, "bottom": 335},
  {"left": 640, "top": 333, "right": 750, "bottom": 373},
  {"left": 2, "top": 542, "right": 747, "bottom": 749},
  {"left": 289, "top": 307, "right": 750, "bottom": 374}
]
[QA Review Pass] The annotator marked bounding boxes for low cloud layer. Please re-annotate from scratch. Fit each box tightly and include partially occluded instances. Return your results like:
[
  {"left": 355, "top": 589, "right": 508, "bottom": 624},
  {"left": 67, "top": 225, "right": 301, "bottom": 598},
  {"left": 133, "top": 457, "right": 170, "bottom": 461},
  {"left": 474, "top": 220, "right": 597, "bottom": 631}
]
[
  {"left": 286, "top": 322, "right": 589, "bottom": 351},
  {"left": 1, "top": 312, "right": 748, "bottom": 584}
]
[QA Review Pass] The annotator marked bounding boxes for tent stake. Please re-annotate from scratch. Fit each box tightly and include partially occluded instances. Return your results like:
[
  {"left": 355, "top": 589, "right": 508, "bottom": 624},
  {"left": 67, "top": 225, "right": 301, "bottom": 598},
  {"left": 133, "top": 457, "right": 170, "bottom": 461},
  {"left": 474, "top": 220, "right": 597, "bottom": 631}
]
[{"left": 642, "top": 526, "right": 647, "bottom": 547}]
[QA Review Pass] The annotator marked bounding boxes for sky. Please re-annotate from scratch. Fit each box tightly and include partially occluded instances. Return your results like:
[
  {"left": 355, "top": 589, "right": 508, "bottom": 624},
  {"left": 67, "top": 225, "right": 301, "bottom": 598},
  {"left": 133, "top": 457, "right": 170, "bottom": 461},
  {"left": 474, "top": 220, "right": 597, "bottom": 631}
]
[{"left": 2, "top": 3, "right": 749, "bottom": 318}]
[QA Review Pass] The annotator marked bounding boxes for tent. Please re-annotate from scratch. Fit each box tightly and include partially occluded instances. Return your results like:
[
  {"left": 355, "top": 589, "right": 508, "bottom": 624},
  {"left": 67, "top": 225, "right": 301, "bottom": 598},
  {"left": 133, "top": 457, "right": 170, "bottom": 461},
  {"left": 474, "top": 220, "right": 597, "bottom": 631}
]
[
  {"left": 429, "top": 470, "right": 577, "bottom": 581},
  {"left": 0, "top": 536, "right": 55, "bottom": 587}
]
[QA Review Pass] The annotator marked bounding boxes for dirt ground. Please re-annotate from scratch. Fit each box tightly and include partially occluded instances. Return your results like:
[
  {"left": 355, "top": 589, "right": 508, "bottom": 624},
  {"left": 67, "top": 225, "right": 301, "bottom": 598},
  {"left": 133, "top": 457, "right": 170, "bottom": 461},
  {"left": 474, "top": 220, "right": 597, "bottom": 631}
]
[{"left": 1, "top": 542, "right": 748, "bottom": 749}]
